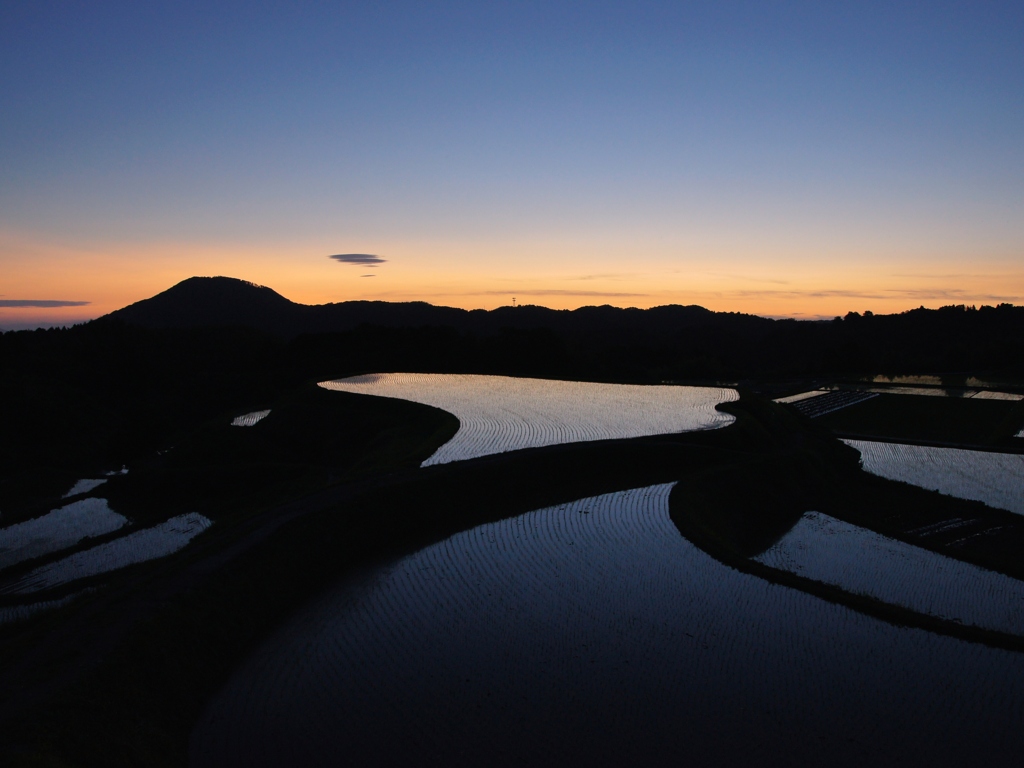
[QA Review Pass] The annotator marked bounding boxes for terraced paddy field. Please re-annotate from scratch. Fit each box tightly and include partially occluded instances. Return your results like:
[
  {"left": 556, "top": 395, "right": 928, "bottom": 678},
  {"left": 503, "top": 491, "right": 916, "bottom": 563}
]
[
  {"left": 0, "top": 498, "right": 127, "bottom": 571},
  {"left": 319, "top": 374, "right": 737, "bottom": 466},
  {"left": 230, "top": 409, "right": 271, "bottom": 427},
  {"left": 192, "top": 485, "right": 1024, "bottom": 767},
  {"left": 845, "top": 440, "right": 1024, "bottom": 515},
  {"left": 1, "top": 513, "right": 213, "bottom": 595},
  {"left": 756, "top": 511, "right": 1024, "bottom": 635}
]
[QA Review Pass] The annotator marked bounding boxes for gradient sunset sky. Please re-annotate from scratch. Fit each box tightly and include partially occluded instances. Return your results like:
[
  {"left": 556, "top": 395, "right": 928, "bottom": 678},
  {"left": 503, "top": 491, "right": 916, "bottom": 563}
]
[{"left": 2, "top": 1, "right": 1022, "bottom": 328}]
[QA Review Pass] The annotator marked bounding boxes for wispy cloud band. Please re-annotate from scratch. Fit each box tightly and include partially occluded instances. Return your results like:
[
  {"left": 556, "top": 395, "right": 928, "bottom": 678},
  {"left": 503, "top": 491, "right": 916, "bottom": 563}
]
[
  {"left": 476, "top": 289, "right": 648, "bottom": 298},
  {"left": 0, "top": 300, "right": 90, "bottom": 308},
  {"left": 724, "top": 288, "right": 1021, "bottom": 302}
]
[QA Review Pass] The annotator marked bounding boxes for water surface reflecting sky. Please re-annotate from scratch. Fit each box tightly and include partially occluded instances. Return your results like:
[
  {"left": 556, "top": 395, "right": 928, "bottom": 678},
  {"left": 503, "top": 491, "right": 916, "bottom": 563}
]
[{"left": 192, "top": 484, "right": 1024, "bottom": 767}]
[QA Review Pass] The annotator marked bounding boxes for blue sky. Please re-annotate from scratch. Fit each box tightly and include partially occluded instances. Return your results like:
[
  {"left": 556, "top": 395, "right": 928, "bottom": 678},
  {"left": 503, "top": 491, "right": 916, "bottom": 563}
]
[{"left": 2, "top": 1, "right": 1022, "bottom": 325}]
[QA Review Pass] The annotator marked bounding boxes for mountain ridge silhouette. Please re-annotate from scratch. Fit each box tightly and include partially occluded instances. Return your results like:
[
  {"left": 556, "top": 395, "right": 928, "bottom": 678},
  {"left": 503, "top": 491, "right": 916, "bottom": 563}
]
[
  {"left": 96, "top": 276, "right": 1024, "bottom": 384},
  {"left": 104, "top": 275, "right": 748, "bottom": 338}
]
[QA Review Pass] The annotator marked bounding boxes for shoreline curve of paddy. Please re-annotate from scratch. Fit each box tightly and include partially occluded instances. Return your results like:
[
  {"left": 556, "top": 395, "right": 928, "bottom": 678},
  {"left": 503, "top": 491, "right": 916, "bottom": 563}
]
[{"left": 319, "top": 373, "right": 739, "bottom": 466}]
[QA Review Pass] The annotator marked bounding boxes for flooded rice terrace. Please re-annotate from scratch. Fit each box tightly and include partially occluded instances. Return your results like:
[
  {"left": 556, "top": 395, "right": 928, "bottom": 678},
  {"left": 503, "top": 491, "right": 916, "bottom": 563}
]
[
  {"left": 319, "top": 374, "right": 737, "bottom": 465},
  {"left": 845, "top": 439, "right": 1024, "bottom": 515},
  {"left": 0, "top": 513, "right": 213, "bottom": 595},
  {"left": 0, "top": 498, "right": 127, "bottom": 571},
  {"left": 192, "top": 485, "right": 1024, "bottom": 767},
  {"left": 756, "top": 511, "right": 1024, "bottom": 635}
]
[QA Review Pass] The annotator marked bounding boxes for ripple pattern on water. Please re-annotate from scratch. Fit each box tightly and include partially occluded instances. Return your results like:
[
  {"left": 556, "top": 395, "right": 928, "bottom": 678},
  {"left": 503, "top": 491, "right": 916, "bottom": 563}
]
[
  {"left": 756, "top": 511, "right": 1024, "bottom": 635},
  {"left": 2, "top": 513, "right": 212, "bottom": 594},
  {"left": 845, "top": 439, "right": 1024, "bottom": 515},
  {"left": 231, "top": 410, "right": 271, "bottom": 427},
  {"left": 193, "top": 485, "right": 1024, "bottom": 767},
  {"left": 0, "top": 498, "right": 127, "bottom": 572},
  {"left": 319, "top": 374, "right": 737, "bottom": 466}
]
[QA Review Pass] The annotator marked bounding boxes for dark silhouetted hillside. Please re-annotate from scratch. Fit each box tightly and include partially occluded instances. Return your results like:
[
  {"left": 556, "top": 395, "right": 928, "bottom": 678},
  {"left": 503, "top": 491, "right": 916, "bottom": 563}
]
[
  {"left": 100, "top": 276, "right": 1024, "bottom": 382},
  {"left": 105, "top": 276, "right": 760, "bottom": 339},
  {"left": 108, "top": 277, "right": 306, "bottom": 336}
]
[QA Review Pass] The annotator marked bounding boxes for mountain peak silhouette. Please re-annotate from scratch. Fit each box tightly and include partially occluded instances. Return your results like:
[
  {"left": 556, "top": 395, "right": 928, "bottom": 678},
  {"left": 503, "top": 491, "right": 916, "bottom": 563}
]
[{"left": 108, "top": 277, "right": 300, "bottom": 334}]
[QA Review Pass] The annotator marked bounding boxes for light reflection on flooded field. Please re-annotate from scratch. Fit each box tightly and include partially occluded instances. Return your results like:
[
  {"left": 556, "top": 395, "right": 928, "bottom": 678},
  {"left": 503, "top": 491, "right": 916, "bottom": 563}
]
[
  {"left": 756, "top": 511, "right": 1024, "bottom": 635},
  {"left": 0, "top": 498, "right": 127, "bottom": 571},
  {"left": 846, "top": 440, "right": 1024, "bottom": 515},
  {"left": 192, "top": 485, "right": 1024, "bottom": 767},
  {"left": 320, "top": 374, "right": 737, "bottom": 466},
  {"left": 2, "top": 513, "right": 212, "bottom": 594}
]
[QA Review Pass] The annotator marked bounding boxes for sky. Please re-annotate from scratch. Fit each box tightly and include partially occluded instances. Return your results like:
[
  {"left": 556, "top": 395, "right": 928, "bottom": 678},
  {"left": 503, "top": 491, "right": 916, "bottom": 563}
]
[{"left": 2, "top": 1, "right": 1023, "bottom": 328}]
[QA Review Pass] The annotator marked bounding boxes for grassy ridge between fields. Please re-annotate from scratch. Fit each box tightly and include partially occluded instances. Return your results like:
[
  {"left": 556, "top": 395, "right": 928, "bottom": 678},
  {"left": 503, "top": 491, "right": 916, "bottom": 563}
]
[{"left": 3, "top": 395, "right": 1024, "bottom": 766}]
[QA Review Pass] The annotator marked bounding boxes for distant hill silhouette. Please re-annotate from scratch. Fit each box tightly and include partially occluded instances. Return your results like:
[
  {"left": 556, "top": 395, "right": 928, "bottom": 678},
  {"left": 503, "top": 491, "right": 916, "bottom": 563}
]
[
  {"left": 102, "top": 278, "right": 1024, "bottom": 382},
  {"left": 94, "top": 275, "right": 1024, "bottom": 391},
  {"left": 108, "top": 277, "right": 302, "bottom": 335},
  {"left": 105, "top": 276, "right": 762, "bottom": 338}
]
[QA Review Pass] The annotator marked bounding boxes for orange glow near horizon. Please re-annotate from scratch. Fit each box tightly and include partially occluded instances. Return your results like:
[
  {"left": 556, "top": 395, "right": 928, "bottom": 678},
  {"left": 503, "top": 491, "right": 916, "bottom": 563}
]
[
  {"left": 2, "top": 229, "right": 1022, "bottom": 329},
  {"left": 5, "top": 6, "right": 1024, "bottom": 333}
]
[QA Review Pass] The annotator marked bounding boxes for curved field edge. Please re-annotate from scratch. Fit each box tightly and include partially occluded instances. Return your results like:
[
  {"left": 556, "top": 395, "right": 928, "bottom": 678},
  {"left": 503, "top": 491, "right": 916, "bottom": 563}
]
[
  {"left": 670, "top": 463, "right": 1024, "bottom": 653},
  {"left": 844, "top": 439, "right": 1024, "bottom": 515},
  {"left": 2, "top": 395, "right": 1023, "bottom": 766},
  {"left": 319, "top": 374, "right": 738, "bottom": 465},
  {"left": 754, "top": 511, "right": 1024, "bottom": 636}
]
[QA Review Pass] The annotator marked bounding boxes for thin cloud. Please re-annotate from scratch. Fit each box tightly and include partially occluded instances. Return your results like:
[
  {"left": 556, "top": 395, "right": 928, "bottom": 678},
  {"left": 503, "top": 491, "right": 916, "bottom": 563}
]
[
  {"left": 758, "top": 311, "right": 838, "bottom": 320},
  {"left": 724, "top": 288, "right": 1021, "bottom": 302},
  {"left": 0, "top": 300, "right": 90, "bottom": 308},
  {"left": 360, "top": 274, "right": 376, "bottom": 278},
  {"left": 491, "top": 273, "right": 643, "bottom": 284},
  {"left": 888, "top": 288, "right": 1021, "bottom": 302},
  {"left": 475, "top": 289, "right": 649, "bottom": 298},
  {"left": 704, "top": 272, "right": 792, "bottom": 286},
  {"left": 329, "top": 253, "right": 386, "bottom": 266},
  {"left": 565, "top": 272, "right": 640, "bottom": 282},
  {"left": 888, "top": 273, "right": 997, "bottom": 280},
  {"left": 727, "top": 289, "right": 888, "bottom": 300}
]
